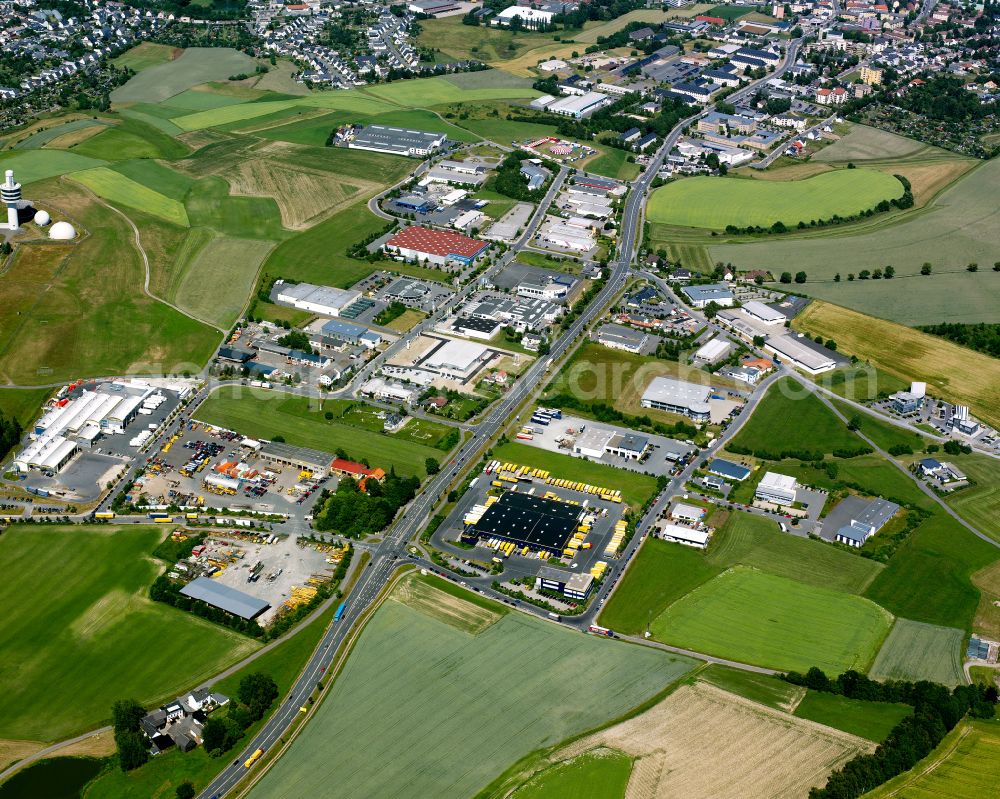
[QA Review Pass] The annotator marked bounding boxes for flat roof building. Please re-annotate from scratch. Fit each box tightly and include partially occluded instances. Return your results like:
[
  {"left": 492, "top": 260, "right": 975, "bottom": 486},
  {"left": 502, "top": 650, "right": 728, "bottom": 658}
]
[
  {"left": 547, "top": 91, "right": 613, "bottom": 119},
  {"left": 272, "top": 281, "right": 361, "bottom": 317},
  {"left": 682, "top": 283, "right": 734, "bottom": 308},
  {"left": 465, "top": 491, "right": 582, "bottom": 557},
  {"left": 180, "top": 577, "right": 270, "bottom": 620},
  {"left": 755, "top": 471, "right": 798, "bottom": 506},
  {"left": 709, "top": 458, "right": 751, "bottom": 481},
  {"left": 693, "top": 336, "right": 732, "bottom": 364},
  {"left": 742, "top": 300, "right": 786, "bottom": 325},
  {"left": 597, "top": 323, "right": 648, "bottom": 354},
  {"left": 319, "top": 318, "right": 382, "bottom": 349},
  {"left": 348, "top": 125, "right": 446, "bottom": 157},
  {"left": 657, "top": 522, "right": 710, "bottom": 549},
  {"left": 421, "top": 338, "right": 490, "bottom": 379},
  {"left": 640, "top": 376, "right": 712, "bottom": 422},
  {"left": 834, "top": 497, "right": 900, "bottom": 548},
  {"left": 671, "top": 503, "right": 706, "bottom": 523},
  {"left": 764, "top": 335, "right": 837, "bottom": 375},
  {"left": 259, "top": 441, "right": 332, "bottom": 478}
]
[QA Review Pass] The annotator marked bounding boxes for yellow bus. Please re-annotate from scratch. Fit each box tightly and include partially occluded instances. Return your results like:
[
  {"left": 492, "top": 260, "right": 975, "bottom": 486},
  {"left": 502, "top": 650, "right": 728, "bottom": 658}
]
[
  {"left": 244, "top": 748, "right": 265, "bottom": 768},
  {"left": 94, "top": 511, "right": 115, "bottom": 519}
]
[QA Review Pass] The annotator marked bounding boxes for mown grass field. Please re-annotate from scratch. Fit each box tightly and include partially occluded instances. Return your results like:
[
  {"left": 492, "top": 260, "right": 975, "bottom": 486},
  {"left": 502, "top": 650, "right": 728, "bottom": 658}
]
[
  {"left": 829, "top": 400, "right": 929, "bottom": 455},
  {"left": 510, "top": 750, "right": 633, "bottom": 799},
  {"left": 868, "top": 618, "right": 966, "bottom": 687},
  {"left": 0, "top": 525, "right": 259, "bottom": 742},
  {"left": 709, "top": 158, "right": 1000, "bottom": 322},
  {"left": 727, "top": 377, "right": 865, "bottom": 457},
  {"left": 247, "top": 579, "right": 691, "bottom": 799},
  {"left": 0, "top": 179, "right": 218, "bottom": 385},
  {"left": 598, "top": 538, "right": 722, "bottom": 635},
  {"left": 648, "top": 170, "right": 903, "bottom": 230},
  {"left": 490, "top": 441, "right": 658, "bottom": 510},
  {"left": 196, "top": 388, "right": 449, "bottom": 477},
  {"left": 972, "top": 559, "right": 1000, "bottom": 641},
  {"left": 938, "top": 454, "right": 1000, "bottom": 542},
  {"left": 793, "top": 691, "right": 911, "bottom": 742},
  {"left": 0, "top": 387, "right": 52, "bottom": 426},
  {"left": 111, "top": 41, "right": 179, "bottom": 72},
  {"left": 652, "top": 566, "right": 893, "bottom": 674},
  {"left": 793, "top": 301, "right": 1000, "bottom": 430},
  {"left": 0, "top": 149, "right": 106, "bottom": 184},
  {"left": 111, "top": 46, "right": 256, "bottom": 103},
  {"left": 707, "top": 511, "right": 884, "bottom": 594},
  {"left": 70, "top": 116, "right": 189, "bottom": 161},
  {"left": 862, "top": 719, "right": 1000, "bottom": 798},
  {"left": 70, "top": 166, "right": 189, "bottom": 226},
  {"left": 816, "top": 365, "right": 910, "bottom": 403}
]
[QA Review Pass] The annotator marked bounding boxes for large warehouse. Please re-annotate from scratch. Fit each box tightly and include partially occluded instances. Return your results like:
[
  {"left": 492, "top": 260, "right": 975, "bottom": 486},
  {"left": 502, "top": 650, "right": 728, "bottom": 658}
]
[
  {"left": 461, "top": 491, "right": 583, "bottom": 557},
  {"left": 421, "top": 338, "right": 491, "bottom": 380},
  {"left": 347, "top": 125, "right": 446, "bottom": 157},
  {"left": 271, "top": 281, "right": 361, "bottom": 317},
  {"left": 180, "top": 577, "right": 270, "bottom": 621},
  {"left": 640, "top": 376, "right": 712, "bottom": 421},
  {"left": 384, "top": 226, "right": 488, "bottom": 267}
]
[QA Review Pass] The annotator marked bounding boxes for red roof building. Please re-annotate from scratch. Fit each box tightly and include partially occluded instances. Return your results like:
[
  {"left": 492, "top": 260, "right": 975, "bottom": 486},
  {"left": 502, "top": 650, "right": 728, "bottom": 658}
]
[
  {"left": 330, "top": 458, "right": 386, "bottom": 482},
  {"left": 384, "top": 226, "right": 487, "bottom": 266},
  {"left": 696, "top": 15, "right": 726, "bottom": 25}
]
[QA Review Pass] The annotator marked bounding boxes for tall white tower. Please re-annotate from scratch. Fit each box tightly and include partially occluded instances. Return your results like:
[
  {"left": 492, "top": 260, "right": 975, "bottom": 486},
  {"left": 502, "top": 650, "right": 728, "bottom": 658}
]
[{"left": 1, "top": 169, "right": 21, "bottom": 231}]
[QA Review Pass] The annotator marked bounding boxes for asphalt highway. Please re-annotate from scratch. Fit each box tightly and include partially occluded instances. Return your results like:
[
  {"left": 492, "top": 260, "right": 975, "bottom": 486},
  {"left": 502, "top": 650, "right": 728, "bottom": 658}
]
[{"left": 197, "top": 40, "right": 807, "bottom": 799}]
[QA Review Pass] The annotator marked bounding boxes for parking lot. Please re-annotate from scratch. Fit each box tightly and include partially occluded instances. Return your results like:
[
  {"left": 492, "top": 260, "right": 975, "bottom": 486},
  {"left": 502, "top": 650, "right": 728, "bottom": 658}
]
[
  {"left": 512, "top": 413, "right": 694, "bottom": 478},
  {"left": 136, "top": 420, "right": 331, "bottom": 517}
]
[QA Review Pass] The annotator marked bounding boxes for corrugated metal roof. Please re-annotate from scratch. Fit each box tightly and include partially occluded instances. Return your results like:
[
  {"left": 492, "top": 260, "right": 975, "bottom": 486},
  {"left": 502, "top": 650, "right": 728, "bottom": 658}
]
[{"left": 180, "top": 577, "right": 269, "bottom": 620}]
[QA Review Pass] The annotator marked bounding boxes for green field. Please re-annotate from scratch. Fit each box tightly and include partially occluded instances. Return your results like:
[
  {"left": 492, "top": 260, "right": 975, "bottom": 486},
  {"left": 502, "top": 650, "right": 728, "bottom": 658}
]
[
  {"left": 0, "top": 149, "right": 106, "bottom": 184},
  {"left": 707, "top": 511, "right": 884, "bottom": 594},
  {"left": 793, "top": 691, "right": 912, "bottom": 742},
  {"left": 598, "top": 538, "right": 722, "bottom": 635},
  {"left": 863, "top": 512, "right": 999, "bottom": 630},
  {"left": 0, "top": 525, "right": 259, "bottom": 742},
  {"left": 648, "top": 170, "right": 903, "bottom": 230},
  {"left": 70, "top": 167, "right": 189, "bottom": 226},
  {"left": 0, "top": 179, "right": 219, "bottom": 385},
  {"left": 652, "top": 567, "right": 894, "bottom": 674},
  {"left": 112, "top": 158, "right": 195, "bottom": 201},
  {"left": 710, "top": 159, "right": 1000, "bottom": 323},
  {"left": 727, "top": 377, "right": 867, "bottom": 458},
  {"left": 942, "top": 454, "right": 1000, "bottom": 540},
  {"left": 111, "top": 46, "right": 256, "bottom": 104},
  {"left": 861, "top": 720, "right": 1000, "bottom": 798},
  {"left": 510, "top": 750, "right": 633, "bottom": 799},
  {"left": 0, "top": 387, "right": 52, "bottom": 426},
  {"left": 586, "top": 146, "right": 640, "bottom": 182},
  {"left": 829, "top": 399, "right": 929, "bottom": 455},
  {"left": 196, "top": 388, "right": 451, "bottom": 477},
  {"left": 172, "top": 236, "right": 273, "bottom": 328},
  {"left": 70, "top": 117, "right": 189, "bottom": 161},
  {"left": 246, "top": 577, "right": 692, "bottom": 799},
  {"left": 490, "top": 441, "right": 658, "bottom": 510},
  {"left": 813, "top": 123, "right": 932, "bottom": 163},
  {"left": 83, "top": 591, "right": 334, "bottom": 799},
  {"left": 697, "top": 664, "right": 806, "bottom": 712},
  {"left": 12, "top": 118, "right": 110, "bottom": 150},
  {"left": 868, "top": 618, "right": 966, "bottom": 687},
  {"left": 817, "top": 365, "right": 910, "bottom": 403},
  {"left": 111, "top": 41, "right": 178, "bottom": 73}
]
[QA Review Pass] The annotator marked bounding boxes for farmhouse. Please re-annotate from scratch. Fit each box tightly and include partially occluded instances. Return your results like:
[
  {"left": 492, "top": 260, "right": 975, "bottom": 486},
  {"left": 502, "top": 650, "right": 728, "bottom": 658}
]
[
  {"left": 140, "top": 688, "right": 229, "bottom": 755},
  {"left": 833, "top": 497, "right": 900, "bottom": 548},
  {"left": 640, "top": 376, "right": 712, "bottom": 422},
  {"left": 755, "top": 471, "right": 798, "bottom": 506},
  {"left": 180, "top": 577, "right": 270, "bottom": 620},
  {"left": 271, "top": 281, "right": 361, "bottom": 317},
  {"left": 346, "top": 125, "right": 446, "bottom": 157},
  {"left": 682, "top": 283, "right": 734, "bottom": 308},
  {"left": 462, "top": 491, "right": 582, "bottom": 557},
  {"left": 384, "top": 226, "right": 488, "bottom": 267}
]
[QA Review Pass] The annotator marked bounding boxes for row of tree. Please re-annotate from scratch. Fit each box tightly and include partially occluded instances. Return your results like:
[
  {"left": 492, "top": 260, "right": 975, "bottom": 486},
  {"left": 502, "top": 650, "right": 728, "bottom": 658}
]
[
  {"left": 918, "top": 322, "right": 1000, "bottom": 359},
  {"left": 784, "top": 668, "right": 996, "bottom": 799}
]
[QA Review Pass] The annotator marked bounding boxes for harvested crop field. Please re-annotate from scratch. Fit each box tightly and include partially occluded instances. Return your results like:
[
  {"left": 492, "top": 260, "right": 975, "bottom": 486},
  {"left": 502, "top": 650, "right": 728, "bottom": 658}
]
[
  {"left": 390, "top": 573, "right": 500, "bottom": 634},
  {"left": 548, "top": 682, "right": 870, "bottom": 799},
  {"left": 868, "top": 618, "right": 965, "bottom": 687},
  {"left": 246, "top": 579, "right": 692, "bottom": 799},
  {"left": 792, "top": 301, "right": 1000, "bottom": 430},
  {"left": 226, "top": 157, "right": 373, "bottom": 229},
  {"left": 813, "top": 124, "right": 932, "bottom": 162}
]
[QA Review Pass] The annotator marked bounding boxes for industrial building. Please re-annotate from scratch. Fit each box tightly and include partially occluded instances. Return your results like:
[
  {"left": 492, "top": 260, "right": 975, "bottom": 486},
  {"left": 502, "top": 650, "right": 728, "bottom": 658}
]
[
  {"left": 597, "top": 323, "right": 648, "bottom": 354},
  {"left": 546, "top": 91, "right": 614, "bottom": 118},
  {"left": 764, "top": 335, "right": 837, "bottom": 375},
  {"left": 271, "top": 281, "right": 362, "bottom": 317},
  {"left": 640, "top": 376, "right": 712, "bottom": 422},
  {"left": 258, "top": 441, "right": 332, "bottom": 478},
  {"left": 461, "top": 491, "right": 583, "bottom": 557},
  {"left": 421, "top": 338, "right": 491, "bottom": 379},
  {"left": 360, "top": 377, "right": 419, "bottom": 404},
  {"left": 670, "top": 503, "right": 706, "bottom": 523},
  {"left": 515, "top": 271, "right": 577, "bottom": 301},
  {"left": 682, "top": 283, "right": 734, "bottom": 308},
  {"left": 346, "top": 125, "right": 446, "bottom": 157},
  {"left": 316, "top": 318, "right": 382, "bottom": 350},
  {"left": 537, "top": 567, "right": 594, "bottom": 599},
  {"left": 742, "top": 300, "right": 786, "bottom": 326},
  {"left": 693, "top": 336, "right": 732, "bottom": 364},
  {"left": 15, "top": 383, "right": 169, "bottom": 473},
  {"left": 384, "top": 226, "right": 488, "bottom": 267},
  {"left": 656, "top": 522, "right": 710, "bottom": 549},
  {"left": 572, "top": 426, "right": 650, "bottom": 462},
  {"left": 708, "top": 458, "right": 751, "bottom": 482},
  {"left": 755, "top": 471, "right": 798, "bottom": 506},
  {"left": 834, "top": 497, "right": 900, "bottom": 548},
  {"left": 890, "top": 381, "right": 926, "bottom": 414},
  {"left": 180, "top": 577, "right": 270, "bottom": 620}
]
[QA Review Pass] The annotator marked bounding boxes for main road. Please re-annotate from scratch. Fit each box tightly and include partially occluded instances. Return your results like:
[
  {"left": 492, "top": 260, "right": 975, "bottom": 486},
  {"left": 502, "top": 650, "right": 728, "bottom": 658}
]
[{"left": 197, "top": 40, "right": 806, "bottom": 799}]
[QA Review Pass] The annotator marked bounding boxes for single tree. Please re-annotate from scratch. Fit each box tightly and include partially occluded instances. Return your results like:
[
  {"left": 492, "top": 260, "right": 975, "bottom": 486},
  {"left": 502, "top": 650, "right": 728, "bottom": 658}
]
[
  {"left": 794, "top": 271, "right": 807, "bottom": 284},
  {"left": 920, "top": 262, "right": 933, "bottom": 275}
]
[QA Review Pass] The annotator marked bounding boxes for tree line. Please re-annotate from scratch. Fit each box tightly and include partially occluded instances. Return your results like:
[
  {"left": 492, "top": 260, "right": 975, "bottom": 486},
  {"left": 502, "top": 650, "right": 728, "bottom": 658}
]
[
  {"left": 784, "top": 668, "right": 996, "bottom": 799},
  {"left": 918, "top": 322, "right": 1000, "bottom": 359},
  {"left": 312, "top": 471, "right": 420, "bottom": 537}
]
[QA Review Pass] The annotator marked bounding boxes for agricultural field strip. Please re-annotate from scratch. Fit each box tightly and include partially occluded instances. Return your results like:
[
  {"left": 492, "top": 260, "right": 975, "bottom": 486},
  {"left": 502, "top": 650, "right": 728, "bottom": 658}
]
[{"left": 868, "top": 618, "right": 966, "bottom": 687}]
